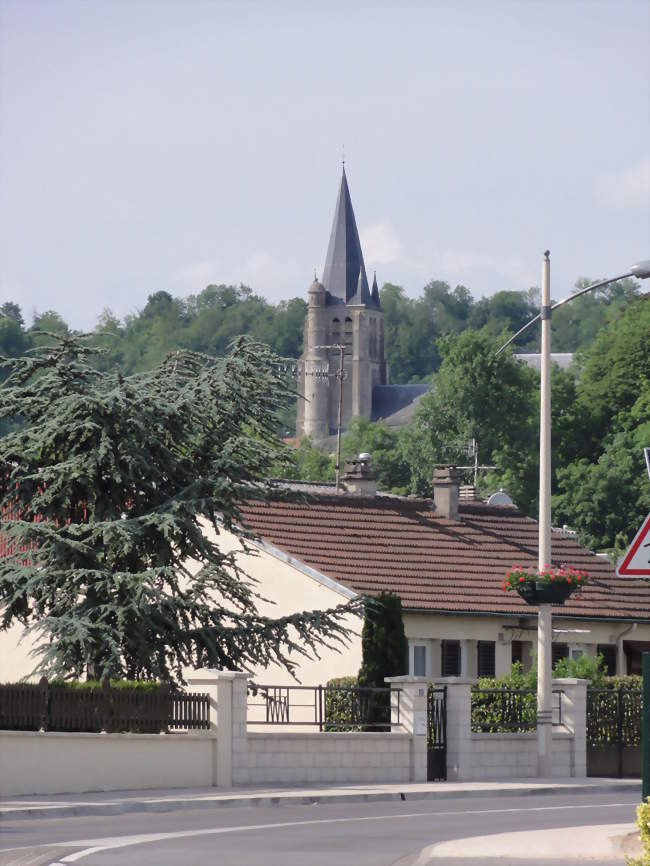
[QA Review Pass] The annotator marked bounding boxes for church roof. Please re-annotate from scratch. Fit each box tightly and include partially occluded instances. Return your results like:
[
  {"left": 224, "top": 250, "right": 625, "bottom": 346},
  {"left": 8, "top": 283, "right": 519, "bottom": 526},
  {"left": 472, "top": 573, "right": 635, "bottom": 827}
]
[
  {"left": 322, "top": 168, "right": 379, "bottom": 309},
  {"left": 371, "top": 384, "right": 430, "bottom": 426}
]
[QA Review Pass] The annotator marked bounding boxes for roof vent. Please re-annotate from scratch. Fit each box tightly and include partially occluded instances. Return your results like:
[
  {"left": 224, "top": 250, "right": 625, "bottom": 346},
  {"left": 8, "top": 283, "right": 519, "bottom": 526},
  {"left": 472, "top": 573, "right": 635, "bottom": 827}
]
[
  {"left": 433, "top": 466, "right": 459, "bottom": 520},
  {"left": 343, "top": 454, "right": 377, "bottom": 497}
]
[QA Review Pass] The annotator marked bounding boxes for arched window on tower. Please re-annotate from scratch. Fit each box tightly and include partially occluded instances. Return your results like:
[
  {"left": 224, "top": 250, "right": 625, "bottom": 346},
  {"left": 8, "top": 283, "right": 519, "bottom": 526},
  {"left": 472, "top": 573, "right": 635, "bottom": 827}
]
[
  {"left": 369, "top": 318, "right": 377, "bottom": 358},
  {"left": 330, "top": 317, "right": 341, "bottom": 345},
  {"left": 344, "top": 317, "right": 353, "bottom": 351}
]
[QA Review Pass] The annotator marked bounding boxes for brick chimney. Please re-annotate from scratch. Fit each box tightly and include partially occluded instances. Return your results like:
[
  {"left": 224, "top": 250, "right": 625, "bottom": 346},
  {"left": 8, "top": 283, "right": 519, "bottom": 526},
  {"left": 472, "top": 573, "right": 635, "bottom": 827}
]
[
  {"left": 343, "top": 453, "right": 377, "bottom": 497},
  {"left": 433, "top": 466, "right": 460, "bottom": 520}
]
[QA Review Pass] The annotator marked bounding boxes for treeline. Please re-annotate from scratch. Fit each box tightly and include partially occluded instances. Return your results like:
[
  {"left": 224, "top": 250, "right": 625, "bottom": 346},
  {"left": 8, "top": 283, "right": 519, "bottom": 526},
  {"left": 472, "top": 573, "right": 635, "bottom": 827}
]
[
  {"left": 2, "top": 277, "right": 647, "bottom": 555},
  {"left": 1, "top": 274, "right": 641, "bottom": 381},
  {"left": 288, "top": 294, "right": 650, "bottom": 558}
]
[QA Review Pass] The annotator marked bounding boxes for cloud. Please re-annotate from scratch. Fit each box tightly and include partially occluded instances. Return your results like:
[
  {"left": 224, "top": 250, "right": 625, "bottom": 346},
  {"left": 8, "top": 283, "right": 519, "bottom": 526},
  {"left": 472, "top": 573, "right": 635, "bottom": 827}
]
[
  {"left": 596, "top": 156, "right": 650, "bottom": 211},
  {"left": 173, "top": 260, "right": 219, "bottom": 289},
  {"left": 243, "top": 252, "right": 302, "bottom": 285},
  {"left": 437, "top": 250, "right": 536, "bottom": 289},
  {"left": 360, "top": 221, "right": 405, "bottom": 266}
]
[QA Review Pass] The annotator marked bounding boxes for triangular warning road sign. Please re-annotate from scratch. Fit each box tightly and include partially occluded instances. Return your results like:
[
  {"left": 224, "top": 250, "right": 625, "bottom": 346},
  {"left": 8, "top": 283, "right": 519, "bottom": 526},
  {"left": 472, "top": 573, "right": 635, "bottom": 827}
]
[{"left": 617, "top": 513, "right": 650, "bottom": 577}]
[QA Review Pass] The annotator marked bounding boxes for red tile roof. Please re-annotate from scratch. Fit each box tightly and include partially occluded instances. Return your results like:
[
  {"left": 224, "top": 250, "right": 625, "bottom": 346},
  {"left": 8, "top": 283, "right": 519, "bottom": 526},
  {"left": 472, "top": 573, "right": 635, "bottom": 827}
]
[{"left": 238, "top": 495, "right": 650, "bottom": 622}]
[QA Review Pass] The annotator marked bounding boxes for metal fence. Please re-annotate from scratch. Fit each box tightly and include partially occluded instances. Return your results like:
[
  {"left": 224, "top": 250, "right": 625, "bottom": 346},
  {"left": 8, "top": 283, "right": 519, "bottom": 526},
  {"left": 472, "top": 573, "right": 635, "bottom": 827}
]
[
  {"left": 0, "top": 678, "right": 210, "bottom": 733},
  {"left": 471, "top": 688, "right": 564, "bottom": 733},
  {"left": 587, "top": 687, "right": 641, "bottom": 778},
  {"left": 247, "top": 684, "right": 401, "bottom": 731}
]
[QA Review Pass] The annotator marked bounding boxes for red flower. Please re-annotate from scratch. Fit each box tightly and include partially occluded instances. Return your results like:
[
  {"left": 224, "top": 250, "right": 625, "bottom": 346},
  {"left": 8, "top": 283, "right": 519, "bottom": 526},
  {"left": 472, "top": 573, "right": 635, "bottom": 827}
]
[{"left": 519, "top": 576, "right": 525, "bottom": 582}]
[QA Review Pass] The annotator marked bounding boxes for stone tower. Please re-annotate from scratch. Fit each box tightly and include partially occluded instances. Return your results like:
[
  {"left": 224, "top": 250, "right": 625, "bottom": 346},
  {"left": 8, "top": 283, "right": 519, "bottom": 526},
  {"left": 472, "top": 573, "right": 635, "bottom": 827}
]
[{"left": 296, "top": 168, "right": 387, "bottom": 440}]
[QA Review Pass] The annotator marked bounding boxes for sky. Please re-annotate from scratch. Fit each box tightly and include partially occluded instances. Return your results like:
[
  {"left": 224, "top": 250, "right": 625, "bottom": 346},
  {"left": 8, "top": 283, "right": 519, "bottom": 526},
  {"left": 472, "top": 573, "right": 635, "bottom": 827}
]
[{"left": 1, "top": 0, "right": 649, "bottom": 330}]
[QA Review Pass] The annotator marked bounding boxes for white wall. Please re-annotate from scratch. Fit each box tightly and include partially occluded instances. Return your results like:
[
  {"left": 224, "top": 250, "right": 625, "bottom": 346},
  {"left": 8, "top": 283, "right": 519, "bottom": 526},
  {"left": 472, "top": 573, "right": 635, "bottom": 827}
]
[
  {"left": 469, "top": 732, "right": 574, "bottom": 780},
  {"left": 239, "top": 732, "right": 412, "bottom": 785},
  {"left": 0, "top": 730, "right": 215, "bottom": 796},
  {"left": 198, "top": 525, "right": 363, "bottom": 687}
]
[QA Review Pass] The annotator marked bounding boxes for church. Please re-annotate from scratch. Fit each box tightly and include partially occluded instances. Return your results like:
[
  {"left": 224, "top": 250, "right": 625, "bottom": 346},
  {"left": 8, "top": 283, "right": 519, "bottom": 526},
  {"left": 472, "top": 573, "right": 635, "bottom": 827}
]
[{"left": 296, "top": 168, "right": 428, "bottom": 440}]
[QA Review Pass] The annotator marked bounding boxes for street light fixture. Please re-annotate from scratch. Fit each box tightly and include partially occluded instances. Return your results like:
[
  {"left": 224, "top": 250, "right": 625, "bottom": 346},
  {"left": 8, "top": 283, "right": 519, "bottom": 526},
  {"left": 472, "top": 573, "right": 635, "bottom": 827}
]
[{"left": 496, "top": 255, "right": 650, "bottom": 778}]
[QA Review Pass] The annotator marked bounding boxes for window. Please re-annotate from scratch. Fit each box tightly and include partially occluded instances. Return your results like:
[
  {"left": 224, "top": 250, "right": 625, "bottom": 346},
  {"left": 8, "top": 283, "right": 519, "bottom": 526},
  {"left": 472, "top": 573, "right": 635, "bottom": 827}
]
[
  {"left": 569, "top": 648, "right": 584, "bottom": 661},
  {"left": 344, "top": 317, "right": 353, "bottom": 349},
  {"left": 597, "top": 644, "right": 617, "bottom": 676},
  {"left": 512, "top": 640, "right": 523, "bottom": 665},
  {"left": 477, "top": 641, "right": 495, "bottom": 677},
  {"left": 552, "top": 643, "right": 569, "bottom": 666},
  {"left": 330, "top": 318, "right": 341, "bottom": 345},
  {"left": 413, "top": 645, "right": 427, "bottom": 677},
  {"left": 441, "top": 640, "right": 460, "bottom": 676}
]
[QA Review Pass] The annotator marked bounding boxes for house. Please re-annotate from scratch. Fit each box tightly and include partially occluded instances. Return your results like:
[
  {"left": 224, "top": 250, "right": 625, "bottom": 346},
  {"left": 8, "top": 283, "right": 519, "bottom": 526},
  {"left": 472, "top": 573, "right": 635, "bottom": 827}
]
[
  {"left": 224, "top": 459, "right": 650, "bottom": 685},
  {"left": 3, "top": 458, "right": 648, "bottom": 686}
]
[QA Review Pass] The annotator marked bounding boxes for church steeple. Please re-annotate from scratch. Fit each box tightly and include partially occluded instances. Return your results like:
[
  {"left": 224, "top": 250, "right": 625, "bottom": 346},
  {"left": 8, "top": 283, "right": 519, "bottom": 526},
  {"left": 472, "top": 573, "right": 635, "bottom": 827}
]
[
  {"left": 322, "top": 167, "right": 373, "bottom": 307},
  {"left": 371, "top": 271, "right": 380, "bottom": 306}
]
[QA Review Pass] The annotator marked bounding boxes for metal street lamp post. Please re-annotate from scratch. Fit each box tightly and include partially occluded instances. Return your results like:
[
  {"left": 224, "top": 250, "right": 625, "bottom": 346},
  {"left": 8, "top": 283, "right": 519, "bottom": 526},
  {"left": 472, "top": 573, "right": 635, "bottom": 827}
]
[{"left": 497, "top": 255, "right": 650, "bottom": 777}]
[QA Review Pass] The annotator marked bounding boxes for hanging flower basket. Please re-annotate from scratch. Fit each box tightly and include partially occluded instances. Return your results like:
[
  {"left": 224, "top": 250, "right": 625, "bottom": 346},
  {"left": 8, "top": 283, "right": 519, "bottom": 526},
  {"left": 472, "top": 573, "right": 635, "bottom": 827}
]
[{"left": 503, "top": 565, "right": 588, "bottom": 606}]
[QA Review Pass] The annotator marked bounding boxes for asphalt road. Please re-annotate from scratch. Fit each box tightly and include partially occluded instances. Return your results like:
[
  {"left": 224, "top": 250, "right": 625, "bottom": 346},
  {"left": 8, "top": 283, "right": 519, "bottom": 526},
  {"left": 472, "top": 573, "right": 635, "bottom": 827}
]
[{"left": 0, "top": 791, "right": 640, "bottom": 866}]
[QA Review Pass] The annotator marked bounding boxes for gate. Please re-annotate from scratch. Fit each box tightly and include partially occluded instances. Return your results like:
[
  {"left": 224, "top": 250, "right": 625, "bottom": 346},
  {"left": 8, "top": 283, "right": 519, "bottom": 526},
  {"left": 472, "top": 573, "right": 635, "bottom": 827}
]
[
  {"left": 587, "top": 688, "right": 641, "bottom": 777},
  {"left": 427, "top": 685, "right": 447, "bottom": 781}
]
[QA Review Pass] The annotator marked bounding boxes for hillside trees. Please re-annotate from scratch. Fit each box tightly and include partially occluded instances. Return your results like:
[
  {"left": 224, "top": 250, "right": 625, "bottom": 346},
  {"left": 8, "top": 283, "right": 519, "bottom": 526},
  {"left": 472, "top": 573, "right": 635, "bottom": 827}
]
[{"left": 0, "top": 335, "right": 361, "bottom": 682}]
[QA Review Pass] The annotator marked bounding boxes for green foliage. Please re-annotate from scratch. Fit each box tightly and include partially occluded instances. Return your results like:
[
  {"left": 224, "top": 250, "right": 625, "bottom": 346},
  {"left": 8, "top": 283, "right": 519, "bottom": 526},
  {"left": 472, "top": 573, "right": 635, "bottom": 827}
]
[
  {"left": 629, "top": 798, "right": 650, "bottom": 866},
  {"left": 48, "top": 679, "right": 162, "bottom": 691},
  {"left": 358, "top": 593, "right": 408, "bottom": 688},
  {"left": 340, "top": 417, "right": 411, "bottom": 493},
  {"left": 552, "top": 653, "right": 606, "bottom": 686},
  {"left": 281, "top": 437, "right": 335, "bottom": 482},
  {"left": 324, "top": 675, "right": 361, "bottom": 731},
  {"left": 402, "top": 329, "right": 539, "bottom": 503},
  {"left": 0, "top": 334, "right": 361, "bottom": 683}
]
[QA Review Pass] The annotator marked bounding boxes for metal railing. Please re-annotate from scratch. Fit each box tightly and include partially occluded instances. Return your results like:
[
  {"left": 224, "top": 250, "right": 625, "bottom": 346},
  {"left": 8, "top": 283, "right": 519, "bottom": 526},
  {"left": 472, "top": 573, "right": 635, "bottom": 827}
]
[
  {"left": 587, "top": 687, "right": 641, "bottom": 747},
  {"left": 471, "top": 688, "right": 564, "bottom": 733},
  {"left": 0, "top": 678, "right": 210, "bottom": 733},
  {"left": 247, "top": 684, "right": 401, "bottom": 731}
]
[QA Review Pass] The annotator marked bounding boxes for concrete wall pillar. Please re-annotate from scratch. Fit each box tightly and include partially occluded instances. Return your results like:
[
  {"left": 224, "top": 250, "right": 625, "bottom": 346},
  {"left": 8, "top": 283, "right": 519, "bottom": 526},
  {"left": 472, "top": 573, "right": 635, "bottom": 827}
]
[
  {"left": 553, "top": 677, "right": 589, "bottom": 778},
  {"left": 385, "top": 676, "right": 429, "bottom": 782},
  {"left": 186, "top": 669, "right": 250, "bottom": 787},
  {"left": 434, "top": 677, "right": 474, "bottom": 781}
]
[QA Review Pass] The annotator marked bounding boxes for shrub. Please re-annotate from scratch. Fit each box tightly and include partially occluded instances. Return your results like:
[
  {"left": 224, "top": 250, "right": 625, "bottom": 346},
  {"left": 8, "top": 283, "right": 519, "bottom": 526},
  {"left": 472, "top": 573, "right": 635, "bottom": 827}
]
[
  {"left": 553, "top": 653, "right": 606, "bottom": 686},
  {"left": 324, "top": 676, "right": 360, "bottom": 731},
  {"left": 627, "top": 798, "right": 650, "bottom": 866}
]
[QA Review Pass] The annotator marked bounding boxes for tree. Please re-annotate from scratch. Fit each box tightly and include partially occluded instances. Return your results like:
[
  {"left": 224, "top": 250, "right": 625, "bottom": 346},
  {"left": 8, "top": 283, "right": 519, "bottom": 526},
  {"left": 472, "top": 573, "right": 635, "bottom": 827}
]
[
  {"left": 339, "top": 417, "right": 411, "bottom": 493},
  {"left": 0, "top": 334, "right": 361, "bottom": 682},
  {"left": 402, "top": 329, "right": 539, "bottom": 504},
  {"left": 358, "top": 592, "right": 408, "bottom": 687},
  {"left": 0, "top": 302, "right": 25, "bottom": 327}
]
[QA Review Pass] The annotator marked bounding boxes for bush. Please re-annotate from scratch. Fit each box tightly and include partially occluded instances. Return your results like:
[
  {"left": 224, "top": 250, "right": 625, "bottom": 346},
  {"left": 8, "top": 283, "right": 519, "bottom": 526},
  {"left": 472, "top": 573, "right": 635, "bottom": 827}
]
[
  {"left": 626, "top": 798, "right": 650, "bottom": 866},
  {"left": 49, "top": 679, "right": 163, "bottom": 691},
  {"left": 324, "top": 676, "right": 360, "bottom": 731},
  {"left": 553, "top": 653, "right": 606, "bottom": 686}
]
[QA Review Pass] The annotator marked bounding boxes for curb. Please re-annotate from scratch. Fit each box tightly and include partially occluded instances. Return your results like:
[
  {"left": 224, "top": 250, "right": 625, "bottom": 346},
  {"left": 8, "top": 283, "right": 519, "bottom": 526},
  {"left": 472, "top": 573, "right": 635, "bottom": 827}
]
[{"left": 1, "top": 780, "right": 641, "bottom": 821}]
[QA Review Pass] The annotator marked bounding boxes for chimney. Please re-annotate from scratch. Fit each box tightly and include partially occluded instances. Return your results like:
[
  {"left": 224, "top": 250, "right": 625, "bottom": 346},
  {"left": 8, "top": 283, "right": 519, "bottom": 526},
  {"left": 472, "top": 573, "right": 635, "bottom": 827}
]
[
  {"left": 343, "top": 453, "right": 377, "bottom": 497},
  {"left": 433, "top": 466, "right": 460, "bottom": 520}
]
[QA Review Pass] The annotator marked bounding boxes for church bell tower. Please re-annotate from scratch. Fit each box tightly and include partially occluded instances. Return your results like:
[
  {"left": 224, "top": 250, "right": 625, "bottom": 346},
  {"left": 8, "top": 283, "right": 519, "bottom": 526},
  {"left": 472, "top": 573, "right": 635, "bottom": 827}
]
[{"left": 296, "top": 168, "right": 386, "bottom": 441}]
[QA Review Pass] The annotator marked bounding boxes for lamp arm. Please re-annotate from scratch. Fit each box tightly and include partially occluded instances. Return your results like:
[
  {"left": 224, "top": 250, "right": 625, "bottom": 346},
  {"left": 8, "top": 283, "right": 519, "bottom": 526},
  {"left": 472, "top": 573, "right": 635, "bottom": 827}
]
[{"left": 494, "top": 271, "right": 632, "bottom": 357}]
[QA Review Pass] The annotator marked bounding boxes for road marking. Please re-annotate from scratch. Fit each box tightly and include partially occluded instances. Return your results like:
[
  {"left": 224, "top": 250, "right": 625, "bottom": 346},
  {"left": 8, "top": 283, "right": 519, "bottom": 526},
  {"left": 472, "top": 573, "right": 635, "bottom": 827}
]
[{"left": 30, "top": 801, "right": 635, "bottom": 865}]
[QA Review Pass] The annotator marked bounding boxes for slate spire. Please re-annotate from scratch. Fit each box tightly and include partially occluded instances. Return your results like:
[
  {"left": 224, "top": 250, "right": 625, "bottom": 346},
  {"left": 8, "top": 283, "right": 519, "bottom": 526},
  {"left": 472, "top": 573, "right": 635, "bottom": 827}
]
[
  {"left": 371, "top": 271, "right": 380, "bottom": 306},
  {"left": 322, "top": 167, "right": 373, "bottom": 306}
]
